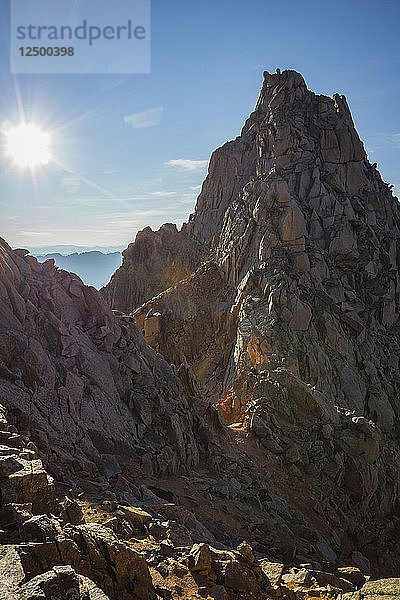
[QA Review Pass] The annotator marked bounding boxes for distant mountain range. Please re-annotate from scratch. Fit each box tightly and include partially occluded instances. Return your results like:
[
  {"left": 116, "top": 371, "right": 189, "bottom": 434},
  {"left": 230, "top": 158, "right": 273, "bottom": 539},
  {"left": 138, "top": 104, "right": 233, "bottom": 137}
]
[
  {"left": 33, "top": 250, "right": 122, "bottom": 289},
  {"left": 29, "top": 244, "right": 124, "bottom": 255}
]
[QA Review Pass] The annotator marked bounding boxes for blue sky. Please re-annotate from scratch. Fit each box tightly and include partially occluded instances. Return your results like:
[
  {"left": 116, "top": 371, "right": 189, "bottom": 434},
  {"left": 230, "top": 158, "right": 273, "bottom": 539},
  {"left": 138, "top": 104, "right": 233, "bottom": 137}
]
[{"left": 0, "top": 0, "right": 399, "bottom": 249}]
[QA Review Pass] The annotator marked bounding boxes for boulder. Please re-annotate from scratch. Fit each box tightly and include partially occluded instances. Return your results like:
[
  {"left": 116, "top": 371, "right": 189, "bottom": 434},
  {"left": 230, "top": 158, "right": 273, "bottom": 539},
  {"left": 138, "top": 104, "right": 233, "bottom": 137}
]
[
  {"left": 60, "top": 498, "right": 84, "bottom": 525},
  {"left": 20, "top": 565, "right": 80, "bottom": 600},
  {"left": 188, "top": 543, "right": 212, "bottom": 576}
]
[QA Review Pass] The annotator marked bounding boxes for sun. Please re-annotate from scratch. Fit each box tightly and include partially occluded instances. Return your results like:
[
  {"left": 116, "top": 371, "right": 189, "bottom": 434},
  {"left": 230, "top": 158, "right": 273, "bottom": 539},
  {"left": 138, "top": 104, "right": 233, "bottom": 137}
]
[{"left": 3, "top": 122, "right": 53, "bottom": 169}]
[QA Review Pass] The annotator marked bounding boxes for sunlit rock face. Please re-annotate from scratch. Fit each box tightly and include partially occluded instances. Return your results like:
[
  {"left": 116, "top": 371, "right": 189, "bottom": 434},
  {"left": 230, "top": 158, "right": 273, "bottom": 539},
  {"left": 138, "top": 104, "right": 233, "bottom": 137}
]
[{"left": 103, "top": 71, "right": 400, "bottom": 574}]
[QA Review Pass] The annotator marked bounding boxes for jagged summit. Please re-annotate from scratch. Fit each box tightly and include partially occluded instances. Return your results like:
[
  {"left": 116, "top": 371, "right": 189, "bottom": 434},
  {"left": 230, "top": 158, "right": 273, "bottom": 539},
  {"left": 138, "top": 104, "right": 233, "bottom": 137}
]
[
  {"left": 104, "top": 220, "right": 204, "bottom": 312},
  {"left": 256, "top": 69, "right": 308, "bottom": 109}
]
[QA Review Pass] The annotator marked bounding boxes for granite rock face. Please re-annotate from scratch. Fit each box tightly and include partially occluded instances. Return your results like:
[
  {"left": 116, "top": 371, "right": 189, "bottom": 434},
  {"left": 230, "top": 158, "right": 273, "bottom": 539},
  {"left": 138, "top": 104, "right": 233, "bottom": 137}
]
[
  {"left": 115, "top": 70, "right": 400, "bottom": 412},
  {"left": 210, "top": 71, "right": 400, "bottom": 413},
  {"left": 103, "top": 70, "right": 400, "bottom": 574}
]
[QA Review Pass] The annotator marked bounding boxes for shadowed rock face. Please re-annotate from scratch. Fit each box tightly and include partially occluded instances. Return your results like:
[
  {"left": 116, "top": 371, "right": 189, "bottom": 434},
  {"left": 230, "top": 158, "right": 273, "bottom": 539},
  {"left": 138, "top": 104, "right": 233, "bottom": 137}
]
[
  {"left": 133, "top": 261, "right": 237, "bottom": 401},
  {"left": 0, "top": 238, "right": 217, "bottom": 491},
  {"left": 103, "top": 223, "right": 205, "bottom": 314},
  {"left": 102, "top": 70, "right": 400, "bottom": 573}
]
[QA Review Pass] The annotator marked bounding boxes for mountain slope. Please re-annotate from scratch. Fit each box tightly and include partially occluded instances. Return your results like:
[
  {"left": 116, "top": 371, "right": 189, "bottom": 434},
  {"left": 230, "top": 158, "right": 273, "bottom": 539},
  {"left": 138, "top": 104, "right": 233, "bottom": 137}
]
[{"left": 106, "top": 69, "right": 400, "bottom": 422}]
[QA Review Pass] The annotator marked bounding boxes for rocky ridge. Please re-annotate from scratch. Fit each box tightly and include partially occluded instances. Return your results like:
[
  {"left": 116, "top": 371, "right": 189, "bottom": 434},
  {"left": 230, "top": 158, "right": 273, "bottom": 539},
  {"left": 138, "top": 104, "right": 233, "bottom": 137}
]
[
  {"left": 0, "top": 237, "right": 219, "bottom": 486},
  {"left": 1, "top": 230, "right": 397, "bottom": 597}
]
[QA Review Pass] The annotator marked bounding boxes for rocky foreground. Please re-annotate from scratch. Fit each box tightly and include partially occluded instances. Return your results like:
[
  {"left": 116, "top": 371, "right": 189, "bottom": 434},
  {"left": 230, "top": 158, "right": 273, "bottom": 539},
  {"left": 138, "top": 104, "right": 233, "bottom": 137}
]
[
  {"left": 0, "top": 237, "right": 378, "bottom": 599},
  {"left": 1, "top": 70, "right": 400, "bottom": 597},
  {"left": 0, "top": 395, "right": 396, "bottom": 600}
]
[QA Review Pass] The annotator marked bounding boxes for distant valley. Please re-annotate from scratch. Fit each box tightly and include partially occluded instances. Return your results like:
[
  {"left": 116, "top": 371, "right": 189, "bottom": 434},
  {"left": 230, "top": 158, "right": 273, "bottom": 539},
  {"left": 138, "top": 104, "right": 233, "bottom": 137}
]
[{"left": 33, "top": 250, "right": 122, "bottom": 288}]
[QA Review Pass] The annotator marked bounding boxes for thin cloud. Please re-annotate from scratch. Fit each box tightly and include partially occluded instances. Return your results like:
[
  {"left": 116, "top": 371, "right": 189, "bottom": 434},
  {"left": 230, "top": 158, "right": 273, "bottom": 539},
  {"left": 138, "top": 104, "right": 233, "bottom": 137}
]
[
  {"left": 377, "top": 133, "right": 400, "bottom": 147},
  {"left": 366, "top": 133, "right": 400, "bottom": 151},
  {"left": 390, "top": 133, "right": 400, "bottom": 146},
  {"left": 165, "top": 159, "right": 208, "bottom": 171},
  {"left": 124, "top": 106, "right": 164, "bottom": 129},
  {"left": 104, "top": 209, "right": 181, "bottom": 219},
  {"left": 189, "top": 184, "right": 202, "bottom": 191},
  {"left": 20, "top": 231, "right": 53, "bottom": 237},
  {"left": 151, "top": 191, "right": 177, "bottom": 197}
]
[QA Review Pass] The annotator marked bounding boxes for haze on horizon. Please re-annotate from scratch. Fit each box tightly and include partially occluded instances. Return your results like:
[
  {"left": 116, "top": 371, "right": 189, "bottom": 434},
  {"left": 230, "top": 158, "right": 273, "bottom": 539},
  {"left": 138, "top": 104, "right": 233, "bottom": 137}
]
[{"left": 0, "top": 0, "right": 399, "bottom": 250}]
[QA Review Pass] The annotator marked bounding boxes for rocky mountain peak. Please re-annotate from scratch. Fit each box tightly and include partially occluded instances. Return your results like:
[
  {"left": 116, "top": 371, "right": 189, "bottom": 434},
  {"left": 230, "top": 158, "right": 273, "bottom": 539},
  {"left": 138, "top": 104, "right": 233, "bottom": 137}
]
[
  {"left": 103, "top": 71, "right": 400, "bottom": 574},
  {"left": 250, "top": 69, "right": 367, "bottom": 193}
]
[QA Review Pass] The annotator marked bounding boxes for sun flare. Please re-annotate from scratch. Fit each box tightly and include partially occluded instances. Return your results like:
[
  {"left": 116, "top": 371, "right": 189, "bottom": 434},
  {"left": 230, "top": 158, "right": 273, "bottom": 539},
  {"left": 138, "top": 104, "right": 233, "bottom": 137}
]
[{"left": 3, "top": 122, "right": 53, "bottom": 169}]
